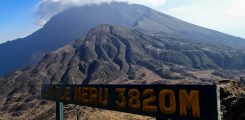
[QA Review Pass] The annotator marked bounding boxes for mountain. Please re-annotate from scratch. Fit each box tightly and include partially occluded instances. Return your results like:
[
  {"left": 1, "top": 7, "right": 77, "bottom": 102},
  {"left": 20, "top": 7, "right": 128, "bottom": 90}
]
[
  {"left": 0, "top": 24, "right": 245, "bottom": 119},
  {"left": 0, "top": 2, "right": 148, "bottom": 75},
  {"left": 1, "top": 2, "right": 245, "bottom": 75}
]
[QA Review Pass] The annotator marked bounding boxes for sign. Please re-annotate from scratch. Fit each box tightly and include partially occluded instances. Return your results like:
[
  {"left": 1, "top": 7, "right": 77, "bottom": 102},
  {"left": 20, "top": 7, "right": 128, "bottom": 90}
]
[{"left": 41, "top": 84, "right": 220, "bottom": 120}]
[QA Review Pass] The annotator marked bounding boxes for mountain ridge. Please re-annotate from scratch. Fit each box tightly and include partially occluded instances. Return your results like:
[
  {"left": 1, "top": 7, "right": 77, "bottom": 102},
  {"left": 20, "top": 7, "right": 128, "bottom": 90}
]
[
  {"left": 0, "top": 24, "right": 244, "bottom": 119},
  {"left": 1, "top": 2, "right": 245, "bottom": 75}
]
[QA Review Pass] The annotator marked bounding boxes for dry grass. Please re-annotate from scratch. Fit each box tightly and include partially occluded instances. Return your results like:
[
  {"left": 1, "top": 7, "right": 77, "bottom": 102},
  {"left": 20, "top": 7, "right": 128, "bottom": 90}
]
[{"left": 64, "top": 105, "right": 154, "bottom": 120}]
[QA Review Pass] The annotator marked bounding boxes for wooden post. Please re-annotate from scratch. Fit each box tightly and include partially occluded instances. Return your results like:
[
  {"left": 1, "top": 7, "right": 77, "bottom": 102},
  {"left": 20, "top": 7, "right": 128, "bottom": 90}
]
[{"left": 56, "top": 102, "right": 64, "bottom": 120}]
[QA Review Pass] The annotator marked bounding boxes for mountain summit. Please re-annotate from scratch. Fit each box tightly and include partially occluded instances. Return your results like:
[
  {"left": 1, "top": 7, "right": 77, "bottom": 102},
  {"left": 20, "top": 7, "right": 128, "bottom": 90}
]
[
  {"left": 0, "top": 2, "right": 245, "bottom": 75},
  {"left": 0, "top": 24, "right": 245, "bottom": 119}
]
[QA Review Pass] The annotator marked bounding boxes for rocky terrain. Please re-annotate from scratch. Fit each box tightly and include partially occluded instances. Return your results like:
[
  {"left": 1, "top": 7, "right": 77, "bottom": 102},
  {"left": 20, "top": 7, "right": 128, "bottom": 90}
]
[
  {"left": 1, "top": 2, "right": 245, "bottom": 75},
  {"left": 0, "top": 2, "right": 149, "bottom": 75},
  {"left": 220, "top": 80, "right": 245, "bottom": 120},
  {"left": 0, "top": 2, "right": 245, "bottom": 120},
  {"left": 0, "top": 25, "right": 245, "bottom": 119}
]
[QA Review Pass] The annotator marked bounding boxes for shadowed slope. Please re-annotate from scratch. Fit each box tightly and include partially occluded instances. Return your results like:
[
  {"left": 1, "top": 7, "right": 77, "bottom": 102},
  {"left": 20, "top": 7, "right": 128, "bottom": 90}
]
[
  {"left": 0, "top": 25, "right": 245, "bottom": 119},
  {"left": 1, "top": 2, "right": 245, "bottom": 75}
]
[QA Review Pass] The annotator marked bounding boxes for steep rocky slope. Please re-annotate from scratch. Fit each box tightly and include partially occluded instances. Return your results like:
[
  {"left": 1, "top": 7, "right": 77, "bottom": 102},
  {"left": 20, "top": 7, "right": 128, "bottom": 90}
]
[
  {"left": 0, "top": 2, "right": 148, "bottom": 75},
  {"left": 1, "top": 2, "right": 245, "bottom": 75},
  {"left": 0, "top": 25, "right": 245, "bottom": 119}
]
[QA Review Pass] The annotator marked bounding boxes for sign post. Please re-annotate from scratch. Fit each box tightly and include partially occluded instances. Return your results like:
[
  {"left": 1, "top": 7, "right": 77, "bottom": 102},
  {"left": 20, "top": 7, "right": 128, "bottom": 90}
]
[
  {"left": 56, "top": 102, "right": 64, "bottom": 120},
  {"left": 41, "top": 84, "right": 221, "bottom": 120}
]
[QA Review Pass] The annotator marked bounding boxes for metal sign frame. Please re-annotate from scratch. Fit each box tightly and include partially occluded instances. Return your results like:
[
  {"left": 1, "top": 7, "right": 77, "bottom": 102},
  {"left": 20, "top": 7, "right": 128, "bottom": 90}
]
[{"left": 41, "top": 84, "right": 221, "bottom": 120}]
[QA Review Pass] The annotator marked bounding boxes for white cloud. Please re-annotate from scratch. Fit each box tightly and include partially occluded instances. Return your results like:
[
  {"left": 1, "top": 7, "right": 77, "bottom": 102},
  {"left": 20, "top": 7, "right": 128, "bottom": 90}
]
[
  {"left": 228, "top": 0, "right": 245, "bottom": 17},
  {"left": 163, "top": 1, "right": 245, "bottom": 38},
  {"left": 35, "top": 0, "right": 166, "bottom": 26},
  {"left": 34, "top": 0, "right": 245, "bottom": 38}
]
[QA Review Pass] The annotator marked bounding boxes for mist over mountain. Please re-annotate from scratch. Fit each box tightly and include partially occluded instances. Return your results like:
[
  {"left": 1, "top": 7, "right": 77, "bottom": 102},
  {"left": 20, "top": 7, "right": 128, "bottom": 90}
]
[
  {"left": 0, "top": 2, "right": 148, "bottom": 75},
  {"left": 1, "top": 2, "right": 245, "bottom": 75}
]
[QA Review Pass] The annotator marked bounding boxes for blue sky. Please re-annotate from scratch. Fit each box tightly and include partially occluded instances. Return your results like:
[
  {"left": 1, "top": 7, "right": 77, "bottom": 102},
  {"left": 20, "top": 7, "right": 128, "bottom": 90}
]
[
  {"left": 0, "top": 0, "right": 245, "bottom": 44},
  {"left": 0, "top": 0, "right": 41, "bottom": 43}
]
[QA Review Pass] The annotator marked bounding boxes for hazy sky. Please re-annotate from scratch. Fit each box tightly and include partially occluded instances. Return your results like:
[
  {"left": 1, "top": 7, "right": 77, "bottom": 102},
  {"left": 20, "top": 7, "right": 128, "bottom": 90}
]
[{"left": 0, "top": 0, "right": 245, "bottom": 44}]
